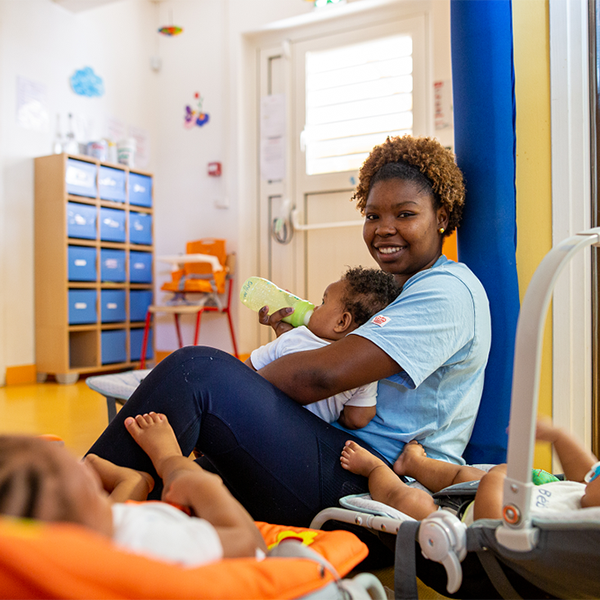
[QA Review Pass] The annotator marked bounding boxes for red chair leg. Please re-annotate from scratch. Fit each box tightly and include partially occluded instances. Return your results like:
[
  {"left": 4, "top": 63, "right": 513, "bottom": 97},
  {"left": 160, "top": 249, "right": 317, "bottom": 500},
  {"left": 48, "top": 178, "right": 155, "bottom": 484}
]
[
  {"left": 193, "top": 308, "right": 204, "bottom": 346},
  {"left": 174, "top": 313, "right": 184, "bottom": 348},
  {"left": 140, "top": 310, "right": 152, "bottom": 369},
  {"left": 225, "top": 309, "right": 239, "bottom": 358}
]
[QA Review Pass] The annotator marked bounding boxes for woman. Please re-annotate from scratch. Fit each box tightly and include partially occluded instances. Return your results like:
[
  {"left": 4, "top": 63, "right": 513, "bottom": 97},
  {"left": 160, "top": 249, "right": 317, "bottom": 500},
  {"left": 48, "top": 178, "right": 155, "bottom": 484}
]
[{"left": 88, "top": 136, "right": 491, "bottom": 529}]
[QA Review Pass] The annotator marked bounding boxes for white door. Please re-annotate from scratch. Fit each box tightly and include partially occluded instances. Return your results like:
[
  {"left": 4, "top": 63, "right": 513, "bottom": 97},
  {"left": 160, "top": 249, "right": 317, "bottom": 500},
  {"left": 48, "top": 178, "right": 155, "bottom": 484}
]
[{"left": 256, "top": 14, "right": 429, "bottom": 346}]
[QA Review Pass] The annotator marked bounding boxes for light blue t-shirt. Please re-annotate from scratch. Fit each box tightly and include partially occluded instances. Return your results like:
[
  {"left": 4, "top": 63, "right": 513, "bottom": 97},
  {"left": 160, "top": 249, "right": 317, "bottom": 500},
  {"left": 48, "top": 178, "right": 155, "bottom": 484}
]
[{"left": 334, "top": 256, "right": 491, "bottom": 465}]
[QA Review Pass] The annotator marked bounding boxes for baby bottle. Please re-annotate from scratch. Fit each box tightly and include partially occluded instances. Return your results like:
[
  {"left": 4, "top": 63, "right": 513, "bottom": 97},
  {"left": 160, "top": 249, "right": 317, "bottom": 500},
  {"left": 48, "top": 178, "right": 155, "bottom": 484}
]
[{"left": 240, "top": 277, "right": 314, "bottom": 327}]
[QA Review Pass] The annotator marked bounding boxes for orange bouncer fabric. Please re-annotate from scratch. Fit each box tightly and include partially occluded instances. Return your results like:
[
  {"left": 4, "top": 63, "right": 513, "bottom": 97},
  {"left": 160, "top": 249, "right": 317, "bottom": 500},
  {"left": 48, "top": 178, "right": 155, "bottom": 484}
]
[
  {"left": 0, "top": 518, "right": 368, "bottom": 599},
  {"left": 161, "top": 239, "right": 228, "bottom": 295}
]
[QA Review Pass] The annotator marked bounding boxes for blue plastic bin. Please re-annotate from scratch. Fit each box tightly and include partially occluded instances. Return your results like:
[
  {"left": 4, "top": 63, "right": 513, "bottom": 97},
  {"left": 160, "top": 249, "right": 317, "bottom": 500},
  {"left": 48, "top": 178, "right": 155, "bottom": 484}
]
[
  {"left": 98, "top": 166, "right": 126, "bottom": 203},
  {"left": 68, "top": 246, "right": 97, "bottom": 282},
  {"left": 129, "top": 212, "right": 152, "bottom": 245},
  {"left": 68, "top": 290, "right": 97, "bottom": 324},
  {"left": 101, "top": 329, "right": 127, "bottom": 364},
  {"left": 66, "top": 159, "right": 97, "bottom": 198},
  {"left": 100, "top": 249, "right": 126, "bottom": 282},
  {"left": 129, "top": 173, "right": 152, "bottom": 207},
  {"left": 129, "top": 251, "right": 152, "bottom": 283},
  {"left": 67, "top": 203, "right": 97, "bottom": 240},
  {"left": 100, "top": 290, "right": 126, "bottom": 323},
  {"left": 100, "top": 207, "right": 126, "bottom": 242},
  {"left": 130, "top": 328, "right": 153, "bottom": 361},
  {"left": 130, "top": 290, "right": 153, "bottom": 322}
]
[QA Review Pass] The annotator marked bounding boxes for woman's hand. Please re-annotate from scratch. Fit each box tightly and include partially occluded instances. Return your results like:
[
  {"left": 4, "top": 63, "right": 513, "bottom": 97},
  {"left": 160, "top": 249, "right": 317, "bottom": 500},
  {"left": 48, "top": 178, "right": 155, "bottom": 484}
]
[{"left": 258, "top": 305, "right": 294, "bottom": 337}]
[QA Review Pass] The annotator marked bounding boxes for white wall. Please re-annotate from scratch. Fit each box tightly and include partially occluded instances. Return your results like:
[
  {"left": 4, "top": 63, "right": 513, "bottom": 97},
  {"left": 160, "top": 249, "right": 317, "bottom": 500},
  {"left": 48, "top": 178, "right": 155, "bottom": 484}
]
[
  {"left": 0, "top": 0, "right": 158, "bottom": 383},
  {"left": 0, "top": 0, "right": 450, "bottom": 383}
]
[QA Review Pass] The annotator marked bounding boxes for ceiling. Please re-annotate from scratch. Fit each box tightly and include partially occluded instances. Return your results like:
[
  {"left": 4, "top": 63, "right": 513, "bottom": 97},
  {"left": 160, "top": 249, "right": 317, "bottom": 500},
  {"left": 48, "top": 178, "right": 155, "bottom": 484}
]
[{"left": 51, "top": 0, "right": 130, "bottom": 13}]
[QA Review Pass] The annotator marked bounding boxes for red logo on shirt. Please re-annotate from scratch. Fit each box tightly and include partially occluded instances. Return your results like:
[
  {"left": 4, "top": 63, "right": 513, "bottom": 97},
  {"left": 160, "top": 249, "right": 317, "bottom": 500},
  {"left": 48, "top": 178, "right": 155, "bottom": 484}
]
[{"left": 372, "top": 315, "right": 390, "bottom": 327}]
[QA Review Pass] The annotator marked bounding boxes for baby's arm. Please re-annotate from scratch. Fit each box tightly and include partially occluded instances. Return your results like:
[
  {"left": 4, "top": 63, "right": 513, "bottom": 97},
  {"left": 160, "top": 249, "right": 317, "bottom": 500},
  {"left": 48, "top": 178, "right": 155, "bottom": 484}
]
[
  {"left": 162, "top": 465, "right": 267, "bottom": 558},
  {"left": 338, "top": 405, "right": 376, "bottom": 429},
  {"left": 536, "top": 417, "right": 597, "bottom": 482}
]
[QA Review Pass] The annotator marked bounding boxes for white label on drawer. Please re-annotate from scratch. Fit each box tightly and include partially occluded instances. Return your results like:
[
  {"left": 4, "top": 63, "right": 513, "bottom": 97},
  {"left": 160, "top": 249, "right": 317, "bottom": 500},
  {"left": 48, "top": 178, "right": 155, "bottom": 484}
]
[
  {"left": 99, "top": 177, "right": 116, "bottom": 187},
  {"left": 66, "top": 166, "right": 93, "bottom": 187},
  {"left": 105, "top": 258, "right": 118, "bottom": 269},
  {"left": 74, "top": 302, "right": 87, "bottom": 309},
  {"left": 103, "top": 218, "right": 119, "bottom": 228},
  {"left": 133, "top": 262, "right": 145, "bottom": 269},
  {"left": 107, "top": 302, "right": 118, "bottom": 309},
  {"left": 74, "top": 259, "right": 87, "bottom": 266},
  {"left": 74, "top": 214, "right": 87, "bottom": 225},
  {"left": 134, "top": 222, "right": 144, "bottom": 230},
  {"left": 133, "top": 184, "right": 146, "bottom": 193}
]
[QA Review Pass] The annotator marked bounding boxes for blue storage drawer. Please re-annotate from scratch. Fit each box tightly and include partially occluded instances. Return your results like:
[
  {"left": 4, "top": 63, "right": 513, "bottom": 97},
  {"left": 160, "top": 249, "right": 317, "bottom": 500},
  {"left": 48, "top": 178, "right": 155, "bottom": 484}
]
[
  {"left": 100, "top": 290, "right": 126, "bottom": 323},
  {"left": 67, "top": 203, "right": 97, "bottom": 240},
  {"left": 68, "top": 290, "right": 97, "bottom": 325},
  {"left": 129, "top": 173, "right": 152, "bottom": 207},
  {"left": 98, "top": 166, "right": 126, "bottom": 203},
  {"left": 130, "top": 328, "right": 153, "bottom": 361},
  {"left": 130, "top": 290, "right": 153, "bottom": 322},
  {"left": 67, "top": 246, "right": 96, "bottom": 281},
  {"left": 129, "top": 251, "right": 152, "bottom": 283},
  {"left": 129, "top": 212, "right": 152, "bottom": 245},
  {"left": 66, "top": 159, "right": 97, "bottom": 198},
  {"left": 101, "top": 329, "right": 127, "bottom": 364},
  {"left": 100, "top": 249, "right": 126, "bottom": 282},
  {"left": 100, "top": 207, "right": 126, "bottom": 242}
]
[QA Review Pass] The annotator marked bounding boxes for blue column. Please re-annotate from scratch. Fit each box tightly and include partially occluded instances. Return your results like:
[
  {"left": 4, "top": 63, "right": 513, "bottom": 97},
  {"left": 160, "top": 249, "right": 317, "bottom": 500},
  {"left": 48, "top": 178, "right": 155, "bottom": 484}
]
[{"left": 451, "top": 0, "right": 520, "bottom": 464}]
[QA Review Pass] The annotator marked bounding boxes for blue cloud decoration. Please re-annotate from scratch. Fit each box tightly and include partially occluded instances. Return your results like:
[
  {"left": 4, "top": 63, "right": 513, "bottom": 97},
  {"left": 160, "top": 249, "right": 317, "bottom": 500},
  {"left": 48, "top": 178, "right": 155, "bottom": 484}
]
[{"left": 70, "top": 67, "right": 105, "bottom": 97}]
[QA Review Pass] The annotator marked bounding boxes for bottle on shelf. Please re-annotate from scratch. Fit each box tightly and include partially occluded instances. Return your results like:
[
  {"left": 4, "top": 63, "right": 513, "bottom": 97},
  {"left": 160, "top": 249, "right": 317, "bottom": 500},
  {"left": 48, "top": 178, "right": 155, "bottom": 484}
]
[
  {"left": 240, "top": 276, "right": 314, "bottom": 327},
  {"left": 63, "top": 113, "right": 79, "bottom": 155},
  {"left": 52, "top": 114, "right": 63, "bottom": 154}
]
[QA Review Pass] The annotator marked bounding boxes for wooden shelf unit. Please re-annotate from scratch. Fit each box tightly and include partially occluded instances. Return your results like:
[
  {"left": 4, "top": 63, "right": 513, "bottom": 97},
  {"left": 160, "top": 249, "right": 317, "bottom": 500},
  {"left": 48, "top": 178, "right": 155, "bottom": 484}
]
[{"left": 34, "top": 153, "right": 154, "bottom": 384}]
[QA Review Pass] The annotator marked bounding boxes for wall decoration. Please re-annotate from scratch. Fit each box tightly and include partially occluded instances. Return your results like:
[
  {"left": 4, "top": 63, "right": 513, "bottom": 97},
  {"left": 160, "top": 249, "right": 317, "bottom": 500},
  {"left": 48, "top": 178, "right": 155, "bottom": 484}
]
[
  {"left": 184, "top": 92, "right": 210, "bottom": 129},
  {"left": 70, "top": 66, "right": 104, "bottom": 97},
  {"left": 16, "top": 76, "right": 49, "bottom": 131},
  {"left": 158, "top": 25, "right": 183, "bottom": 36}
]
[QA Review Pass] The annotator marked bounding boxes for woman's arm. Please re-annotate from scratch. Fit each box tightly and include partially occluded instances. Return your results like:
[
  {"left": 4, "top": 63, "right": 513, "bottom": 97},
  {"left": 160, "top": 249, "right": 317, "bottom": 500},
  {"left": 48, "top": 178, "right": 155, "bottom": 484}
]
[{"left": 258, "top": 334, "right": 401, "bottom": 404}]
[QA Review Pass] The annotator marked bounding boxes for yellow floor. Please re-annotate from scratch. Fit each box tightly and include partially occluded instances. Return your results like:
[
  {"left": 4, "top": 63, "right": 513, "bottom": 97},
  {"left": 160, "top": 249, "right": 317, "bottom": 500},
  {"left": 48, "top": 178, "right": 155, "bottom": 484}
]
[{"left": 0, "top": 380, "right": 108, "bottom": 457}]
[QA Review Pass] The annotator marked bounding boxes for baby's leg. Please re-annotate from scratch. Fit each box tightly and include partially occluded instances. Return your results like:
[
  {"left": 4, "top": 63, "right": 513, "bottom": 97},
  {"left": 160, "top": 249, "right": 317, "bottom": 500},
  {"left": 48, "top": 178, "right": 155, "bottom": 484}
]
[
  {"left": 124, "top": 412, "right": 199, "bottom": 489},
  {"left": 341, "top": 441, "right": 437, "bottom": 520},
  {"left": 394, "top": 441, "right": 486, "bottom": 492},
  {"left": 84, "top": 454, "right": 154, "bottom": 503},
  {"left": 472, "top": 464, "right": 506, "bottom": 520}
]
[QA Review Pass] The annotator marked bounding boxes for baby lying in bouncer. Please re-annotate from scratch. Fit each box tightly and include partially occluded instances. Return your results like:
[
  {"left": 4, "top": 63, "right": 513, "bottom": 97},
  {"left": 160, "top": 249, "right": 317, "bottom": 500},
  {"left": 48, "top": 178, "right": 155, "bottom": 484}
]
[
  {"left": 340, "top": 417, "right": 600, "bottom": 522},
  {"left": 0, "top": 413, "right": 266, "bottom": 566}
]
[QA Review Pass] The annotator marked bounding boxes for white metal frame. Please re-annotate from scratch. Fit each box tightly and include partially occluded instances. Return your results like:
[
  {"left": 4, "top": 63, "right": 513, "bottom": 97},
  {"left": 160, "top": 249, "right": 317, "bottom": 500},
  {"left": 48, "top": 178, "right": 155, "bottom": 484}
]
[{"left": 549, "top": 0, "right": 593, "bottom": 459}]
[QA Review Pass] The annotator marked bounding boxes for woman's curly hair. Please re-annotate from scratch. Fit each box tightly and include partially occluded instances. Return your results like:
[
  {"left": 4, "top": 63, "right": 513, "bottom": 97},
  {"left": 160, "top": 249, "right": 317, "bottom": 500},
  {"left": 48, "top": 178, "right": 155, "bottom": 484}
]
[{"left": 352, "top": 135, "right": 465, "bottom": 236}]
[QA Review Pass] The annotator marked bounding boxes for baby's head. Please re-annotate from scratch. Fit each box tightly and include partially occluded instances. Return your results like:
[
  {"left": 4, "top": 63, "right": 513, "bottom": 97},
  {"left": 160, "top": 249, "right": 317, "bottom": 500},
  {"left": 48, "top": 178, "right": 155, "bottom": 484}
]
[
  {"left": 307, "top": 266, "right": 400, "bottom": 341},
  {"left": 0, "top": 435, "right": 113, "bottom": 536}
]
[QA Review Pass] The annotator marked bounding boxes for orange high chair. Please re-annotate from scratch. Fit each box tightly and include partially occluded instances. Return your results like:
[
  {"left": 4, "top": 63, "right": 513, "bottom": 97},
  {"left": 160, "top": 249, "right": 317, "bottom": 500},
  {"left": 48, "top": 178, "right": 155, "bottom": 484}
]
[{"left": 140, "top": 239, "right": 238, "bottom": 367}]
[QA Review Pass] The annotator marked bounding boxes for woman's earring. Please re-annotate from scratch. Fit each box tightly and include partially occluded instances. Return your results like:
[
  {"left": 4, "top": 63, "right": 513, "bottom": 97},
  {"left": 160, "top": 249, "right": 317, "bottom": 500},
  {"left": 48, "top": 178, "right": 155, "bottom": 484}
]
[{"left": 438, "top": 227, "right": 445, "bottom": 235}]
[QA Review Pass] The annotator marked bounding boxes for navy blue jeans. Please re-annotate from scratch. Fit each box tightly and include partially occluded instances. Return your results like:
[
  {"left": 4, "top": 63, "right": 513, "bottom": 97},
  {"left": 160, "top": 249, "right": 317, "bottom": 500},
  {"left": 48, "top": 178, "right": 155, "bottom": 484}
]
[{"left": 88, "top": 346, "right": 390, "bottom": 527}]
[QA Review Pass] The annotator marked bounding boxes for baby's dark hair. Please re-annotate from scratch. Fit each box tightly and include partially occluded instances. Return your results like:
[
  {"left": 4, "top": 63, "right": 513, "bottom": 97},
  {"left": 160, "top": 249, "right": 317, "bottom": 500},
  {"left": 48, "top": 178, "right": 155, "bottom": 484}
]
[
  {"left": 352, "top": 135, "right": 465, "bottom": 236},
  {"left": 0, "top": 435, "right": 75, "bottom": 522},
  {"left": 340, "top": 266, "right": 400, "bottom": 326}
]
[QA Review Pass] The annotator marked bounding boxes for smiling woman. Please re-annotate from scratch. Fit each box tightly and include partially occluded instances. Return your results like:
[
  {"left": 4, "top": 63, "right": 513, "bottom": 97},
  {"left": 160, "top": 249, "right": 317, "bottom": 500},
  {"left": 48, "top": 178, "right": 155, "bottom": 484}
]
[{"left": 86, "top": 135, "right": 491, "bottom": 562}]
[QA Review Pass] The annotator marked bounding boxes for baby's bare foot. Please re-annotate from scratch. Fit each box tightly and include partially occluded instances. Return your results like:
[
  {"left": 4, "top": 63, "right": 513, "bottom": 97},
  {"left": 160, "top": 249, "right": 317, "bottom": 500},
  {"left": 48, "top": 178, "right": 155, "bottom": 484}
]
[
  {"left": 340, "top": 440, "right": 386, "bottom": 477},
  {"left": 84, "top": 453, "right": 154, "bottom": 500},
  {"left": 124, "top": 412, "right": 182, "bottom": 476},
  {"left": 393, "top": 440, "right": 427, "bottom": 477}
]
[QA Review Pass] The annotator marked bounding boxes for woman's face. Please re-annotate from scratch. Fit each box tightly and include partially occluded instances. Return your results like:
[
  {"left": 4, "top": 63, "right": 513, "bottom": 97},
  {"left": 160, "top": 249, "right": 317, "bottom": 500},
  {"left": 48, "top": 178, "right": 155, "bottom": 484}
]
[{"left": 363, "top": 178, "right": 449, "bottom": 286}]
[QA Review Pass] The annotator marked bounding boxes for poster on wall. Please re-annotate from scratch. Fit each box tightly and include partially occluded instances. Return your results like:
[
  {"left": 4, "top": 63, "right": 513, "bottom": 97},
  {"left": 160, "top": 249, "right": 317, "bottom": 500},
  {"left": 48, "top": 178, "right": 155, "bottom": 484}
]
[
  {"left": 128, "top": 126, "right": 150, "bottom": 169},
  {"left": 16, "top": 77, "right": 49, "bottom": 132},
  {"left": 260, "top": 94, "right": 286, "bottom": 181}
]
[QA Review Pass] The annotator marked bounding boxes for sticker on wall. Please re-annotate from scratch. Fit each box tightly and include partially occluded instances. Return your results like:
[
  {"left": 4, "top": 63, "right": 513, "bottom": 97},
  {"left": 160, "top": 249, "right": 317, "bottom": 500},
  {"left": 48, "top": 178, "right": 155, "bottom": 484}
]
[
  {"left": 70, "top": 66, "right": 104, "bottom": 98},
  {"left": 184, "top": 92, "right": 210, "bottom": 129},
  {"left": 158, "top": 25, "right": 183, "bottom": 36}
]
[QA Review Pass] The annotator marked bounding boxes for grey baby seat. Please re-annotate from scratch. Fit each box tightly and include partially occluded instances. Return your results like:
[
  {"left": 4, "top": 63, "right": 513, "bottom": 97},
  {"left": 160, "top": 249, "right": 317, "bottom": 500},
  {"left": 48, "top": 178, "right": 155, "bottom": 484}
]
[{"left": 312, "top": 229, "right": 600, "bottom": 599}]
